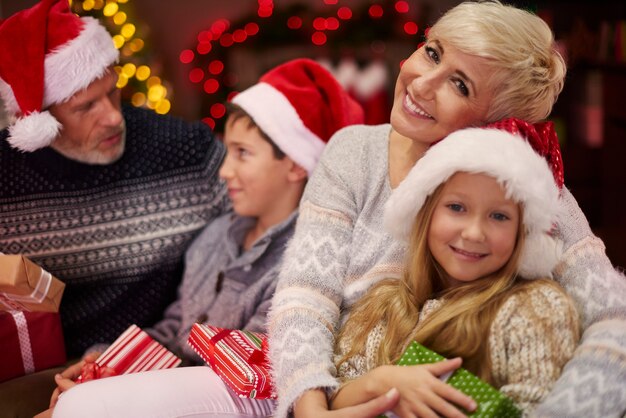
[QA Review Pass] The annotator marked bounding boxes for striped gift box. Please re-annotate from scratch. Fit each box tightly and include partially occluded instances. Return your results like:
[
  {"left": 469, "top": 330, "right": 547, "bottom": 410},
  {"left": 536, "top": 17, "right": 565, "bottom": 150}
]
[
  {"left": 77, "top": 324, "right": 181, "bottom": 382},
  {"left": 187, "top": 324, "right": 275, "bottom": 399}
]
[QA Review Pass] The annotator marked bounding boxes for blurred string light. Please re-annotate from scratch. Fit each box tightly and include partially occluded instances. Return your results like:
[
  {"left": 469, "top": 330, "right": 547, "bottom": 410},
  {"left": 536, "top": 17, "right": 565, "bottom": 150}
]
[
  {"left": 70, "top": 0, "right": 171, "bottom": 114},
  {"left": 182, "top": 0, "right": 420, "bottom": 129}
]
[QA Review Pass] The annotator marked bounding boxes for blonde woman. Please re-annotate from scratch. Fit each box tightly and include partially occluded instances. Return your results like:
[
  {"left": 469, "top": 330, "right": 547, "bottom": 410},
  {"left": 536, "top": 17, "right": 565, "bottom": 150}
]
[{"left": 269, "top": 2, "right": 626, "bottom": 417}]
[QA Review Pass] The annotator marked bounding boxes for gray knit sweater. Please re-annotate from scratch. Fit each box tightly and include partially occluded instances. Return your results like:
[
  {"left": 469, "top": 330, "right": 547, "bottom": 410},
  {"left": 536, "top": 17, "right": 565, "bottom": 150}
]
[{"left": 268, "top": 124, "right": 626, "bottom": 418}]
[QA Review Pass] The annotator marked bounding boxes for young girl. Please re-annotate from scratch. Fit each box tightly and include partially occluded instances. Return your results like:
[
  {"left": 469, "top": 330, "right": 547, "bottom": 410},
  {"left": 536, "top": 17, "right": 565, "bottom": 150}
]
[{"left": 331, "top": 120, "right": 580, "bottom": 417}]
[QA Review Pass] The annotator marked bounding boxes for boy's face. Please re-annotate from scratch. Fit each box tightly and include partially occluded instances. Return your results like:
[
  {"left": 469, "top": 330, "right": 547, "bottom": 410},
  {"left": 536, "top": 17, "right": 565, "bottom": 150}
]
[{"left": 219, "top": 116, "right": 296, "bottom": 220}]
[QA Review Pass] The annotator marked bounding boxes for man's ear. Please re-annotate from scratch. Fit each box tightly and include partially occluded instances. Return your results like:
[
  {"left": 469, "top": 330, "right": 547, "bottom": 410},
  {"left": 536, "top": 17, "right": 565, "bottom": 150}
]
[{"left": 286, "top": 161, "right": 308, "bottom": 182}]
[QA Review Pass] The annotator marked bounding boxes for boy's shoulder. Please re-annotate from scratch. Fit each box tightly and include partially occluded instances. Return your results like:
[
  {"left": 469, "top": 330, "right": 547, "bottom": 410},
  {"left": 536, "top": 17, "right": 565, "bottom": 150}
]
[{"left": 186, "top": 212, "right": 237, "bottom": 253}]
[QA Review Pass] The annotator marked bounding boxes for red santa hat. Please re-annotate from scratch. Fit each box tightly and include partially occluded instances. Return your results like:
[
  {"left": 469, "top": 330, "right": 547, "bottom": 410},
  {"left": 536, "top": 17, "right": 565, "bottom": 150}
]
[
  {"left": 0, "top": 0, "right": 119, "bottom": 152},
  {"left": 231, "top": 58, "right": 364, "bottom": 175},
  {"left": 384, "top": 119, "right": 565, "bottom": 279}
]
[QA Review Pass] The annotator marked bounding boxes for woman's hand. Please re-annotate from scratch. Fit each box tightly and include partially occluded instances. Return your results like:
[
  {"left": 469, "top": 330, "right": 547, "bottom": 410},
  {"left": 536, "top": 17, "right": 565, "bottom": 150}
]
[
  {"left": 294, "top": 387, "right": 400, "bottom": 418},
  {"left": 332, "top": 358, "right": 476, "bottom": 418}
]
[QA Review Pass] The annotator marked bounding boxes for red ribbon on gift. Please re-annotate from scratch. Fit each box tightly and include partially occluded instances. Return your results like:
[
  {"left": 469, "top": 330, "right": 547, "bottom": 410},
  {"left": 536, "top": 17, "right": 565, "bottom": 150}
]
[
  {"left": 208, "top": 329, "right": 269, "bottom": 373},
  {"left": 188, "top": 324, "right": 275, "bottom": 399}
]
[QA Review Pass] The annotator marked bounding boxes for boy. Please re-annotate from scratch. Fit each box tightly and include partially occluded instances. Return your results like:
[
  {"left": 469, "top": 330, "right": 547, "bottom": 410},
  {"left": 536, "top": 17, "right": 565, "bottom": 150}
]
[{"left": 146, "top": 58, "right": 364, "bottom": 363}]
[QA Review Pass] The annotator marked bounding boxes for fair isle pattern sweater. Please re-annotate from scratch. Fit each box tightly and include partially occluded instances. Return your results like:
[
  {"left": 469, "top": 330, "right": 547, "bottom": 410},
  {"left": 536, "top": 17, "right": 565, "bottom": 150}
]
[
  {"left": 335, "top": 285, "right": 580, "bottom": 416},
  {"left": 0, "top": 105, "right": 229, "bottom": 356},
  {"left": 268, "top": 124, "right": 626, "bottom": 418}
]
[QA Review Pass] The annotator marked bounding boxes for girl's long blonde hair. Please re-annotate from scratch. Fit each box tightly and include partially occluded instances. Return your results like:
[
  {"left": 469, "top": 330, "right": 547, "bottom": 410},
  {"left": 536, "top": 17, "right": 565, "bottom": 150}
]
[{"left": 336, "top": 184, "right": 558, "bottom": 383}]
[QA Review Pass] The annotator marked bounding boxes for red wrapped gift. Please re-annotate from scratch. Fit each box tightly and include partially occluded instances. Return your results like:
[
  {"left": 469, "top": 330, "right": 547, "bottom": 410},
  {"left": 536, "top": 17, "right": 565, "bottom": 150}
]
[
  {"left": 0, "top": 310, "right": 66, "bottom": 382},
  {"left": 76, "top": 324, "right": 182, "bottom": 382},
  {"left": 187, "top": 324, "right": 275, "bottom": 399}
]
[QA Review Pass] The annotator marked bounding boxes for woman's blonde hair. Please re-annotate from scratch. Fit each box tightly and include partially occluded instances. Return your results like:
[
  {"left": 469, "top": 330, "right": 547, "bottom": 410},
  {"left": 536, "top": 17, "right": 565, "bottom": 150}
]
[
  {"left": 336, "top": 184, "right": 563, "bottom": 382},
  {"left": 427, "top": 1, "right": 566, "bottom": 123}
]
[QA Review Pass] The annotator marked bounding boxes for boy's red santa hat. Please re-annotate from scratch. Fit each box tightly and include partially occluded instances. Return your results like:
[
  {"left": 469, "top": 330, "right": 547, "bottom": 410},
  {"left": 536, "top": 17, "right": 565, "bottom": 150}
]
[
  {"left": 0, "top": 0, "right": 119, "bottom": 152},
  {"left": 232, "top": 58, "right": 364, "bottom": 175},
  {"left": 384, "top": 118, "right": 565, "bottom": 279}
]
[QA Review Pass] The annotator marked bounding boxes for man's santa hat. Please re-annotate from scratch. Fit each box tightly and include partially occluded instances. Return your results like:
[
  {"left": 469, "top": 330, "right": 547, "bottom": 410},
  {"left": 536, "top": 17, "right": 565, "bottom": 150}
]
[
  {"left": 231, "top": 58, "right": 364, "bottom": 175},
  {"left": 0, "top": 0, "right": 119, "bottom": 152},
  {"left": 384, "top": 118, "right": 565, "bottom": 279}
]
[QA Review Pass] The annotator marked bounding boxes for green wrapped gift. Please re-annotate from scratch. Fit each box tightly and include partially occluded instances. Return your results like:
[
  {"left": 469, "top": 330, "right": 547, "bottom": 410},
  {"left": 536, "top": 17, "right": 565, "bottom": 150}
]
[{"left": 381, "top": 341, "right": 521, "bottom": 418}]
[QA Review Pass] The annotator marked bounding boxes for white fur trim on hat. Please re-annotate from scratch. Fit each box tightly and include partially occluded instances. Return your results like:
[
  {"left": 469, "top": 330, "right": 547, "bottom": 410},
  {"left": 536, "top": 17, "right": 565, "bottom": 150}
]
[
  {"left": 1, "top": 18, "right": 118, "bottom": 117},
  {"left": 43, "top": 17, "right": 119, "bottom": 108},
  {"left": 232, "top": 82, "right": 326, "bottom": 176},
  {"left": 383, "top": 127, "right": 563, "bottom": 279},
  {"left": 8, "top": 111, "right": 60, "bottom": 152}
]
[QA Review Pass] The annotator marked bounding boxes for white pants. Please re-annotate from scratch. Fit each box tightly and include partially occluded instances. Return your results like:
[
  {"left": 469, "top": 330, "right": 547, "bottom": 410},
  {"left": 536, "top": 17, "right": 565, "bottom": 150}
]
[{"left": 52, "top": 366, "right": 276, "bottom": 418}]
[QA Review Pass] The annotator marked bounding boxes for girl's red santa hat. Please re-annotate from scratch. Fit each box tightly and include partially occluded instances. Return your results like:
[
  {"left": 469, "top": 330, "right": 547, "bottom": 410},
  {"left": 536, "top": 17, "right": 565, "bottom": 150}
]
[
  {"left": 384, "top": 118, "right": 565, "bottom": 279},
  {"left": 231, "top": 58, "right": 364, "bottom": 175},
  {"left": 0, "top": 0, "right": 119, "bottom": 152}
]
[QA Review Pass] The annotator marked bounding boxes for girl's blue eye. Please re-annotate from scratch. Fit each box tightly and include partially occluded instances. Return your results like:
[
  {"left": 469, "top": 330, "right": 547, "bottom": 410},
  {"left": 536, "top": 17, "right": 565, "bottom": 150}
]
[
  {"left": 491, "top": 212, "right": 510, "bottom": 221},
  {"left": 237, "top": 148, "right": 250, "bottom": 158},
  {"left": 447, "top": 203, "right": 464, "bottom": 212}
]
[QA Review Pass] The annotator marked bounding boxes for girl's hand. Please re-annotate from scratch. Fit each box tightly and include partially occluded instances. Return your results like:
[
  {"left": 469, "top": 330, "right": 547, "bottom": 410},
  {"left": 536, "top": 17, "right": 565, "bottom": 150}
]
[
  {"left": 332, "top": 358, "right": 476, "bottom": 418},
  {"left": 378, "top": 358, "right": 476, "bottom": 418},
  {"left": 294, "top": 387, "right": 400, "bottom": 418}
]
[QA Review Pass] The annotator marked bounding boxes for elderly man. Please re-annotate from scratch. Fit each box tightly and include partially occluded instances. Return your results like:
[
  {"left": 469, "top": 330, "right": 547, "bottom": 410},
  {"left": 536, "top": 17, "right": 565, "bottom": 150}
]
[{"left": 0, "top": 0, "right": 228, "bottom": 415}]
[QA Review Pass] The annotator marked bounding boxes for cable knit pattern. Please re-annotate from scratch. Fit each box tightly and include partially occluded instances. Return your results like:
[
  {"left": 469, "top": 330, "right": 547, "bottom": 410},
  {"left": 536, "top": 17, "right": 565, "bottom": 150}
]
[
  {"left": 491, "top": 286, "right": 579, "bottom": 415},
  {"left": 533, "top": 188, "right": 626, "bottom": 418},
  {"left": 268, "top": 125, "right": 626, "bottom": 418},
  {"left": 335, "top": 285, "right": 579, "bottom": 416},
  {"left": 268, "top": 125, "right": 406, "bottom": 418}
]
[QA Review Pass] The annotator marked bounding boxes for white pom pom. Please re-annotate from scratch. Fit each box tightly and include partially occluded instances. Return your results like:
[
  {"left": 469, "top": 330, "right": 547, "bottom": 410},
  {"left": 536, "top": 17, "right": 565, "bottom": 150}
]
[
  {"left": 518, "top": 233, "right": 563, "bottom": 279},
  {"left": 7, "top": 111, "right": 61, "bottom": 152}
]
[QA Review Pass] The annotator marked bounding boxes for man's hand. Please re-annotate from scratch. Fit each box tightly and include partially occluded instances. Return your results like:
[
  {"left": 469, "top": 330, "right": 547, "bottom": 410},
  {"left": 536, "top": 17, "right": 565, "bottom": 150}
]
[{"left": 294, "top": 387, "right": 400, "bottom": 418}]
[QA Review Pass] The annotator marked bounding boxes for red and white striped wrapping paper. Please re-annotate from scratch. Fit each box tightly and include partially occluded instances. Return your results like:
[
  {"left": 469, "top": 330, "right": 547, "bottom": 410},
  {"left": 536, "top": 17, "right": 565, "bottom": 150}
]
[
  {"left": 187, "top": 324, "right": 275, "bottom": 399},
  {"left": 77, "top": 324, "right": 181, "bottom": 382}
]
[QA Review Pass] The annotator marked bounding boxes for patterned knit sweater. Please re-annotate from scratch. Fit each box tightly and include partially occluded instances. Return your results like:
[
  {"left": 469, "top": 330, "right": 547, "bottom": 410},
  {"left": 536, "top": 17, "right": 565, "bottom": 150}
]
[
  {"left": 268, "top": 124, "right": 626, "bottom": 418},
  {"left": 335, "top": 285, "right": 580, "bottom": 416},
  {"left": 0, "top": 105, "right": 229, "bottom": 356}
]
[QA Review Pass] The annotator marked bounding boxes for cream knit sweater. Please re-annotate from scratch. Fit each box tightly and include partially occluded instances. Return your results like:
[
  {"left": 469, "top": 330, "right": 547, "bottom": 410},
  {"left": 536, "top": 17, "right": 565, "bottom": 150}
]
[
  {"left": 335, "top": 284, "right": 580, "bottom": 416},
  {"left": 268, "top": 124, "right": 626, "bottom": 418}
]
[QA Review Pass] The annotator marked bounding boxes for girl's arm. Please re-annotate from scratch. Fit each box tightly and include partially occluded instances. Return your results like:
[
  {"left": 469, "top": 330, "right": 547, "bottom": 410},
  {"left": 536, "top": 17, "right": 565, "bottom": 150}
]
[
  {"left": 535, "top": 188, "right": 626, "bottom": 417},
  {"left": 331, "top": 361, "right": 475, "bottom": 418},
  {"left": 490, "top": 284, "right": 580, "bottom": 414}
]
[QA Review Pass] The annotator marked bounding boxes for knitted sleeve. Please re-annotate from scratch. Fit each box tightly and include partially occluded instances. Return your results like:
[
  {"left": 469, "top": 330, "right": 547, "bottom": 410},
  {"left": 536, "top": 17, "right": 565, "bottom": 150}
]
[
  {"left": 268, "top": 127, "right": 364, "bottom": 418},
  {"left": 489, "top": 284, "right": 579, "bottom": 416},
  {"left": 534, "top": 188, "right": 626, "bottom": 417}
]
